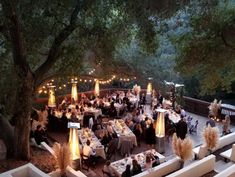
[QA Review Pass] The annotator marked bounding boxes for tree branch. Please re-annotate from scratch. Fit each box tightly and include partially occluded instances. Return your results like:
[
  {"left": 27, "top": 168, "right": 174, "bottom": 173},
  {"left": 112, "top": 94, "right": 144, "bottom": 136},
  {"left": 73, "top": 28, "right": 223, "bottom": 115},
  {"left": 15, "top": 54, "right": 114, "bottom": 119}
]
[
  {"left": 1, "top": 0, "right": 30, "bottom": 73},
  {"left": 35, "top": 0, "right": 84, "bottom": 85},
  {"left": 221, "top": 31, "right": 235, "bottom": 51}
]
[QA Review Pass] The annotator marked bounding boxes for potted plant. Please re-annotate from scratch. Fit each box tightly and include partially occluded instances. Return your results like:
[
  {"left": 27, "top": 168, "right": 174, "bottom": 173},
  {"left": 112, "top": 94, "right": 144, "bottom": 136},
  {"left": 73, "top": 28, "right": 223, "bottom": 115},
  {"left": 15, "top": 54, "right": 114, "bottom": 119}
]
[
  {"left": 202, "top": 125, "right": 219, "bottom": 154},
  {"left": 172, "top": 133, "right": 194, "bottom": 168},
  {"left": 51, "top": 143, "right": 72, "bottom": 177}
]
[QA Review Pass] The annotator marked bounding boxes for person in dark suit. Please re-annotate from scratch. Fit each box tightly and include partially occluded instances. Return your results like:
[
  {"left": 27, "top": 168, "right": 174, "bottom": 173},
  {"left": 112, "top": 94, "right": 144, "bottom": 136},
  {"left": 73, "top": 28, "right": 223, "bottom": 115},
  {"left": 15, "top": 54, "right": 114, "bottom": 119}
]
[{"left": 176, "top": 116, "right": 188, "bottom": 139}]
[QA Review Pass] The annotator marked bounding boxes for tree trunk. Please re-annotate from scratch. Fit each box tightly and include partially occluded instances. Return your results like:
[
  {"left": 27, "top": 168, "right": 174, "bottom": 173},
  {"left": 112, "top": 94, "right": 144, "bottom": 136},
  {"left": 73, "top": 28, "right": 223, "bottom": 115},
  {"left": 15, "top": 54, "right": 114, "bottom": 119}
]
[
  {"left": 0, "top": 115, "right": 14, "bottom": 158},
  {"left": 13, "top": 70, "right": 34, "bottom": 160}
]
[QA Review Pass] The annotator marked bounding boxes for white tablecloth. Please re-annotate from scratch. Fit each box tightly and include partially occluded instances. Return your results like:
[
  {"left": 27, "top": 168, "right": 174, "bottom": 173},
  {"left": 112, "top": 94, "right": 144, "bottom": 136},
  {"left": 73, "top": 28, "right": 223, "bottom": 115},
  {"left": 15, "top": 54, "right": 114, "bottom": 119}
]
[
  {"left": 167, "top": 111, "right": 181, "bottom": 123},
  {"left": 110, "top": 120, "right": 137, "bottom": 148},
  {"left": 111, "top": 149, "right": 165, "bottom": 177},
  {"left": 78, "top": 129, "right": 106, "bottom": 159},
  {"left": 84, "top": 108, "right": 102, "bottom": 119}
]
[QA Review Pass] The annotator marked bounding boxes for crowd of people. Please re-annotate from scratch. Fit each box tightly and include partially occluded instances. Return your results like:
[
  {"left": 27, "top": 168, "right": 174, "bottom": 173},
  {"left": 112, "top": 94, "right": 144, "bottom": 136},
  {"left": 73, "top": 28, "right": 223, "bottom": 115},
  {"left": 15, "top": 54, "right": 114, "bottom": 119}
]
[{"left": 29, "top": 89, "right": 233, "bottom": 177}]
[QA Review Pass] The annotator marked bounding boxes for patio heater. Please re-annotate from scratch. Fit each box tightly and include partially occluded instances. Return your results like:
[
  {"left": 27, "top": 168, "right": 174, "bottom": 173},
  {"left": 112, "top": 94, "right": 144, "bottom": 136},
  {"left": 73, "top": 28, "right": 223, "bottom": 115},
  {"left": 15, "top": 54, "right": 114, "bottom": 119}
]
[
  {"left": 48, "top": 85, "right": 56, "bottom": 108},
  {"left": 155, "top": 108, "right": 166, "bottom": 153},
  {"left": 146, "top": 77, "right": 153, "bottom": 104},
  {"left": 68, "top": 122, "right": 81, "bottom": 168},
  {"left": 71, "top": 81, "right": 78, "bottom": 103},
  {"left": 94, "top": 79, "right": 100, "bottom": 96}
]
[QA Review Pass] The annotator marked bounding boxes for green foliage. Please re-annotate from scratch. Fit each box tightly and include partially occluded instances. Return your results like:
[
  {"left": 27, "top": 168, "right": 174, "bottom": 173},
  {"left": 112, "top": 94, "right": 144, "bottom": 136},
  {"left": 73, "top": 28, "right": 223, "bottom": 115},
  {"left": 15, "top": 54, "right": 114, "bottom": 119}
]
[{"left": 174, "top": 1, "right": 235, "bottom": 95}]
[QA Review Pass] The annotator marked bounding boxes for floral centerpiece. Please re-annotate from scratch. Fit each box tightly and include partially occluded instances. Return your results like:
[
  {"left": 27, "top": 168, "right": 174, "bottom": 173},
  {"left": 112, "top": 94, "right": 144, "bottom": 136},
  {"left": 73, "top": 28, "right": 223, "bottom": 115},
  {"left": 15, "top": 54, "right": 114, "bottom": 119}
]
[{"left": 133, "top": 84, "right": 141, "bottom": 95}]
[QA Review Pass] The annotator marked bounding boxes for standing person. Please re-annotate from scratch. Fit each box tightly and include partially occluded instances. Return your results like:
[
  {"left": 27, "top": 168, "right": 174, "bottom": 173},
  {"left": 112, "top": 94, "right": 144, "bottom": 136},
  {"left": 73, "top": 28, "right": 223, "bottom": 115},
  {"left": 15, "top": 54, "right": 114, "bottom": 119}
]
[
  {"left": 145, "top": 123, "right": 156, "bottom": 147},
  {"left": 158, "top": 92, "right": 163, "bottom": 105},
  {"left": 222, "top": 115, "right": 231, "bottom": 135},
  {"left": 122, "top": 164, "right": 131, "bottom": 177},
  {"left": 176, "top": 116, "right": 188, "bottom": 139},
  {"left": 133, "top": 123, "right": 143, "bottom": 146}
]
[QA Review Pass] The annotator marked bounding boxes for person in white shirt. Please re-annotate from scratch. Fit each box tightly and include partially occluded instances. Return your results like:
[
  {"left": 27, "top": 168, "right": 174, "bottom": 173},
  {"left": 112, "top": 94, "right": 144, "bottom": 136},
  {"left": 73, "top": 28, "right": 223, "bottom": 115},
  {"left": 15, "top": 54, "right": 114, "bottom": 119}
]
[{"left": 83, "top": 140, "right": 96, "bottom": 159}]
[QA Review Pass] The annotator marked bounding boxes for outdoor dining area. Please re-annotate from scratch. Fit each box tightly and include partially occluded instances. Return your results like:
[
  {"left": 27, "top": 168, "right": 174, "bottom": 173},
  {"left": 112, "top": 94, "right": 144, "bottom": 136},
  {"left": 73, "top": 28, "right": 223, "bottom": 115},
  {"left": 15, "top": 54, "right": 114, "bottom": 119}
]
[{"left": 0, "top": 77, "right": 228, "bottom": 177}]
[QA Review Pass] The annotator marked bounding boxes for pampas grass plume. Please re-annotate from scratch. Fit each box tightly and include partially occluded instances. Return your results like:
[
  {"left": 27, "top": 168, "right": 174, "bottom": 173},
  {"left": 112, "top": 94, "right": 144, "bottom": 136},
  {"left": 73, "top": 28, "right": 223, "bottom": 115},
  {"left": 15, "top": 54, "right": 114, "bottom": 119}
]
[
  {"left": 53, "top": 143, "right": 72, "bottom": 177},
  {"left": 202, "top": 125, "right": 219, "bottom": 150},
  {"left": 172, "top": 133, "right": 193, "bottom": 161}
]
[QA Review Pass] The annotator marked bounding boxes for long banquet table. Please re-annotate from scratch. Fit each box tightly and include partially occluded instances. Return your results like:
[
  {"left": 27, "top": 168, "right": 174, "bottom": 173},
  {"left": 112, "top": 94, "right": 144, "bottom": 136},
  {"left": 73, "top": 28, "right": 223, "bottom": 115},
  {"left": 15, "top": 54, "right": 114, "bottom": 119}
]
[
  {"left": 78, "top": 129, "right": 106, "bottom": 159},
  {"left": 109, "top": 119, "right": 137, "bottom": 148},
  {"left": 110, "top": 149, "right": 165, "bottom": 177}
]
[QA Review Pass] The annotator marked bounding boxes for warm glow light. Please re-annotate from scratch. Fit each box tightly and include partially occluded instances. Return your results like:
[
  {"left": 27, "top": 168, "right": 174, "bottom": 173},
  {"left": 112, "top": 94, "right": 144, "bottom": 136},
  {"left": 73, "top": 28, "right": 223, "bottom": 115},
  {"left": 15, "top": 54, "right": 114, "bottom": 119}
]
[
  {"left": 48, "top": 86, "right": 56, "bottom": 107},
  {"left": 94, "top": 80, "right": 100, "bottom": 96},
  {"left": 69, "top": 128, "right": 80, "bottom": 160},
  {"left": 71, "top": 82, "right": 78, "bottom": 103},
  {"left": 155, "top": 109, "right": 166, "bottom": 137},
  {"left": 147, "top": 82, "right": 153, "bottom": 94}
]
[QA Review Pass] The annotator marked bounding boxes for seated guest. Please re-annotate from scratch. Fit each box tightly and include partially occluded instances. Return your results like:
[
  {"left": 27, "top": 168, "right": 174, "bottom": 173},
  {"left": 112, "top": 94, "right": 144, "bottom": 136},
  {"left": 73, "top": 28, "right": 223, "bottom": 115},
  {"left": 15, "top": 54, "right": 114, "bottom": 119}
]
[
  {"left": 206, "top": 114, "right": 216, "bottom": 127},
  {"left": 101, "top": 130, "right": 112, "bottom": 147},
  {"left": 34, "top": 125, "right": 49, "bottom": 145},
  {"left": 107, "top": 122, "right": 114, "bottom": 135},
  {"left": 70, "top": 112, "right": 78, "bottom": 122},
  {"left": 132, "top": 159, "right": 142, "bottom": 175},
  {"left": 122, "top": 164, "right": 131, "bottom": 177},
  {"left": 126, "top": 118, "right": 134, "bottom": 130},
  {"left": 103, "top": 160, "right": 118, "bottom": 177},
  {"left": 106, "top": 134, "right": 118, "bottom": 160},
  {"left": 145, "top": 154, "right": 156, "bottom": 170},
  {"left": 82, "top": 140, "right": 96, "bottom": 160}
]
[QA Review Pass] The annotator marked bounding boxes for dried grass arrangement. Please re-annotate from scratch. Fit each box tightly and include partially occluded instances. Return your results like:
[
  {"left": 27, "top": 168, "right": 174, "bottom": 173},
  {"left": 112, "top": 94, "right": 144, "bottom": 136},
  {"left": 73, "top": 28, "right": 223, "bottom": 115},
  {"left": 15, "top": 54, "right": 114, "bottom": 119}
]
[
  {"left": 202, "top": 125, "right": 219, "bottom": 151},
  {"left": 172, "top": 133, "right": 194, "bottom": 163},
  {"left": 208, "top": 99, "right": 221, "bottom": 117},
  {"left": 53, "top": 143, "right": 72, "bottom": 177}
]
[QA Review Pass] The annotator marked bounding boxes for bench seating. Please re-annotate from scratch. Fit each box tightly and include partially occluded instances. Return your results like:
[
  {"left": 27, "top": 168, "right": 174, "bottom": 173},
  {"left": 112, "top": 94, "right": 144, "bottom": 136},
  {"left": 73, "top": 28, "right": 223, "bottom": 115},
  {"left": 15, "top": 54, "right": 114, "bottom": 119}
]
[
  {"left": 214, "top": 163, "right": 235, "bottom": 177},
  {"left": 0, "top": 163, "right": 50, "bottom": 177},
  {"left": 166, "top": 155, "right": 216, "bottom": 177},
  {"left": 220, "top": 144, "right": 235, "bottom": 162},
  {"left": 48, "top": 166, "right": 87, "bottom": 177},
  {"left": 133, "top": 157, "right": 182, "bottom": 177},
  {"left": 40, "top": 142, "right": 56, "bottom": 157},
  {"left": 193, "top": 132, "right": 235, "bottom": 159},
  {"left": 193, "top": 145, "right": 208, "bottom": 160}
]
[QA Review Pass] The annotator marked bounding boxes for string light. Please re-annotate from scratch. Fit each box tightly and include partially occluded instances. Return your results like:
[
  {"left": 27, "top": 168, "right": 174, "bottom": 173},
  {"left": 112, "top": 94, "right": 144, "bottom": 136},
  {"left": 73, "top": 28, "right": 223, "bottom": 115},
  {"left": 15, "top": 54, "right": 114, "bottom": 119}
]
[{"left": 37, "top": 75, "right": 137, "bottom": 94}]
